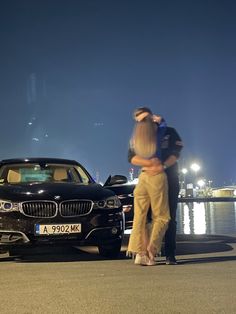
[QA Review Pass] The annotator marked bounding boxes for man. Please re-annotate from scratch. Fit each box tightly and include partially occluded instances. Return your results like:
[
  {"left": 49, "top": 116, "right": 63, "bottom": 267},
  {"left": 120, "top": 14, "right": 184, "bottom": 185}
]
[{"left": 128, "top": 107, "right": 183, "bottom": 265}]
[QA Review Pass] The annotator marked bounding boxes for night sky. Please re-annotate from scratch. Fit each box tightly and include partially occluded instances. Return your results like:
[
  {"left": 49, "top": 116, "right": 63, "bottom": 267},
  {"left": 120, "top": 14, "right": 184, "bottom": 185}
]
[{"left": 0, "top": 0, "right": 235, "bottom": 186}]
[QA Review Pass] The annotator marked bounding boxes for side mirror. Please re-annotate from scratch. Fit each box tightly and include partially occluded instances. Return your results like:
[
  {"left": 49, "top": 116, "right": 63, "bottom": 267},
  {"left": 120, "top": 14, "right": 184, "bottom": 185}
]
[{"left": 104, "top": 175, "right": 128, "bottom": 186}]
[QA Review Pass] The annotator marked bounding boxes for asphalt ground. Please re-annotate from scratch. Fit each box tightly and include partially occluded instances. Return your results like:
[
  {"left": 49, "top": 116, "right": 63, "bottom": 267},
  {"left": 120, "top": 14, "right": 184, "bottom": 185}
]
[{"left": 0, "top": 234, "right": 236, "bottom": 314}]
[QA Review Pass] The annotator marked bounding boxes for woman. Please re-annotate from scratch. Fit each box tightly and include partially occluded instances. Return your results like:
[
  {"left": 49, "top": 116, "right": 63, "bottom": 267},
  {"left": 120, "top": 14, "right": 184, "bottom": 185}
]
[{"left": 127, "top": 107, "right": 170, "bottom": 266}]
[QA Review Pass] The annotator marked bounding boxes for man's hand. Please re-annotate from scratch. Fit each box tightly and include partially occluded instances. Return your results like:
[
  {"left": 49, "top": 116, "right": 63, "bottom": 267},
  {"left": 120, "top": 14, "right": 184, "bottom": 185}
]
[{"left": 142, "top": 157, "right": 164, "bottom": 176}]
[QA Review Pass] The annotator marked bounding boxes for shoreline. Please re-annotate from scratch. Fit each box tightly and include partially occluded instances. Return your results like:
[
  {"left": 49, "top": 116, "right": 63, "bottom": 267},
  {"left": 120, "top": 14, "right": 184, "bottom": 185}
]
[{"left": 178, "top": 196, "right": 236, "bottom": 202}]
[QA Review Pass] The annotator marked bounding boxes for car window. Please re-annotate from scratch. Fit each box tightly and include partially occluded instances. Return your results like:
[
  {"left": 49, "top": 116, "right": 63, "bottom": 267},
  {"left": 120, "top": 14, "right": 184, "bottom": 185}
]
[
  {"left": 21, "top": 166, "right": 53, "bottom": 182},
  {"left": 0, "top": 163, "right": 91, "bottom": 184},
  {"left": 75, "top": 166, "right": 91, "bottom": 184}
]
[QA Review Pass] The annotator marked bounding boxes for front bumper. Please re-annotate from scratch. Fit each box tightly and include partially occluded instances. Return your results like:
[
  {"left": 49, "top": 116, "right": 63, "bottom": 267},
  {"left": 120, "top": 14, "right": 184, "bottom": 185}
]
[{"left": 0, "top": 209, "right": 124, "bottom": 249}]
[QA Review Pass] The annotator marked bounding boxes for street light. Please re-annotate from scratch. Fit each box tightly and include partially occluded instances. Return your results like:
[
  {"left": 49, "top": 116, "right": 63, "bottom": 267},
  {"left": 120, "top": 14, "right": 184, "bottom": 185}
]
[
  {"left": 190, "top": 163, "right": 200, "bottom": 173},
  {"left": 180, "top": 168, "right": 188, "bottom": 189},
  {"left": 208, "top": 180, "right": 213, "bottom": 188},
  {"left": 197, "top": 179, "right": 205, "bottom": 188},
  {"left": 197, "top": 179, "right": 206, "bottom": 197},
  {"left": 190, "top": 163, "right": 201, "bottom": 194}
]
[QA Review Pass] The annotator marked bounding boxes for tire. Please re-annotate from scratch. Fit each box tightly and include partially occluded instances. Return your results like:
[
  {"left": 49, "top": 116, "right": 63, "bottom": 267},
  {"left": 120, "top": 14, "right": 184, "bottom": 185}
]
[
  {"left": 98, "top": 238, "right": 122, "bottom": 258},
  {"left": 8, "top": 248, "right": 22, "bottom": 257},
  {"left": 0, "top": 248, "right": 9, "bottom": 255}
]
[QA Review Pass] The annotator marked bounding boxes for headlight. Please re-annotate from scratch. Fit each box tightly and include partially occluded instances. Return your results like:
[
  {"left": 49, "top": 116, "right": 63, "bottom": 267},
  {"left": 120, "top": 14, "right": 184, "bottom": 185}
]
[
  {"left": 0, "top": 199, "right": 20, "bottom": 212},
  {"left": 93, "top": 196, "right": 121, "bottom": 209}
]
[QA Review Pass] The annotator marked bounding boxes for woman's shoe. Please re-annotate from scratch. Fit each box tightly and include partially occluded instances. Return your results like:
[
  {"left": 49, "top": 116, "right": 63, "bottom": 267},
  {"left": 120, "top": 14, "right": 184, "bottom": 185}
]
[
  {"left": 134, "top": 254, "right": 156, "bottom": 266},
  {"left": 147, "top": 245, "right": 156, "bottom": 263}
]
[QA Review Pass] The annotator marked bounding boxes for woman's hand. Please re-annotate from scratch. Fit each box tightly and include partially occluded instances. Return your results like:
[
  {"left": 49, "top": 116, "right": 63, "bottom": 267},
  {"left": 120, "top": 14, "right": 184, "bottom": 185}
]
[{"left": 142, "top": 157, "right": 164, "bottom": 176}]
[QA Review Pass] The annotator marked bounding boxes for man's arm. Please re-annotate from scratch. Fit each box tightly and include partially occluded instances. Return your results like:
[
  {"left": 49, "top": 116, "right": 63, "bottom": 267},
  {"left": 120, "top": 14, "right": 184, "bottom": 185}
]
[
  {"left": 128, "top": 144, "right": 163, "bottom": 175},
  {"left": 130, "top": 155, "right": 160, "bottom": 167},
  {"left": 141, "top": 127, "right": 183, "bottom": 174},
  {"left": 165, "top": 127, "right": 183, "bottom": 163},
  {"left": 131, "top": 156, "right": 164, "bottom": 175},
  {"left": 162, "top": 155, "right": 178, "bottom": 168}
]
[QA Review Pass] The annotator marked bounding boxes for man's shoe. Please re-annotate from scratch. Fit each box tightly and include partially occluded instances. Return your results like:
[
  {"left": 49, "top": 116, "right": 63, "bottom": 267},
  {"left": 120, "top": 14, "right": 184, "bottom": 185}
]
[
  {"left": 134, "top": 254, "right": 156, "bottom": 266},
  {"left": 166, "top": 256, "right": 178, "bottom": 265}
]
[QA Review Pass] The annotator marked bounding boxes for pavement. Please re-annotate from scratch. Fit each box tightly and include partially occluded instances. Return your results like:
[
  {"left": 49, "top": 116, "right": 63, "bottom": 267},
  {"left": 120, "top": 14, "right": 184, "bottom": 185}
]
[{"left": 0, "top": 233, "right": 236, "bottom": 314}]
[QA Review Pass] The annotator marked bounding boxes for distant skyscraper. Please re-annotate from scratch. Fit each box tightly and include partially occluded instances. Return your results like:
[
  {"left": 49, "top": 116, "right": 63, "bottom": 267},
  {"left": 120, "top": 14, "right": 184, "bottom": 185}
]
[{"left": 129, "top": 168, "right": 134, "bottom": 182}]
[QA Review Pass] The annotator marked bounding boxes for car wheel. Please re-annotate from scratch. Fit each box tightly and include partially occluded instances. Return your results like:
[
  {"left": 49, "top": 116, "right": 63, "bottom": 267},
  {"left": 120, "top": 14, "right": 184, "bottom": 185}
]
[
  {"left": 0, "top": 248, "right": 9, "bottom": 255},
  {"left": 98, "top": 238, "right": 122, "bottom": 258},
  {"left": 8, "top": 248, "right": 22, "bottom": 257}
]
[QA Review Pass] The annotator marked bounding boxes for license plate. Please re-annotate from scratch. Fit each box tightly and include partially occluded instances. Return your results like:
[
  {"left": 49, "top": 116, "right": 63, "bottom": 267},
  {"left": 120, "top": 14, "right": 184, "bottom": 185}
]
[{"left": 35, "top": 223, "right": 81, "bottom": 235}]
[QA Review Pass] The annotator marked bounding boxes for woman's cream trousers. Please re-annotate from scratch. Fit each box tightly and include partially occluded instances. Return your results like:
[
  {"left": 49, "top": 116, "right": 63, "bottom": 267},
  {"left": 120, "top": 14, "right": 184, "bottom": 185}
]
[{"left": 127, "top": 171, "right": 170, "bottom": 256}]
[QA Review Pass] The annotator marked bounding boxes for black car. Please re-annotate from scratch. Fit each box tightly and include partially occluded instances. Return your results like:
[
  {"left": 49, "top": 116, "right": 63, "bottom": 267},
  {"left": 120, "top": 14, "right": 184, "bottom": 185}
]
[
  {"left": 104, "top": 179, "right": 135, "bottom": 230},
  {"left": 0, "top": 158, "right": 127, "bottom": 257}
]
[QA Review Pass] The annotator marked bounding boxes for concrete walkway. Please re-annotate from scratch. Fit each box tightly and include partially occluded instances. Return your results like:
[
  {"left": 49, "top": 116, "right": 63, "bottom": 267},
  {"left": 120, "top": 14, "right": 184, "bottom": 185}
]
[
  {"left": 122, "top": 233, "right": 236, "bottom": 313},
  {"left": 0, "top": 234, "right": 235, "bottom": 314}
]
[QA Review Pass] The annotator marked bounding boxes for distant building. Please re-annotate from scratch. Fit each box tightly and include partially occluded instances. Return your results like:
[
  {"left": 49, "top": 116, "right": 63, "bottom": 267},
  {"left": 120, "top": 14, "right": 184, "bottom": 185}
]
[
  {"left": 212, "top": 186, "right": 236, "bottom": 197},
  {"left": 129, "top": 168, "right": 134, "bottom": 182}
]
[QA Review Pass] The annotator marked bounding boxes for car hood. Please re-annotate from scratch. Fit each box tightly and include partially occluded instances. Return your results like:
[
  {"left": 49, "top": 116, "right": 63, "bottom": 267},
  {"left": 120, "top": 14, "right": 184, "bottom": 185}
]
[{"left": 0, "top": 182, "right": 115, "bottom": 202}]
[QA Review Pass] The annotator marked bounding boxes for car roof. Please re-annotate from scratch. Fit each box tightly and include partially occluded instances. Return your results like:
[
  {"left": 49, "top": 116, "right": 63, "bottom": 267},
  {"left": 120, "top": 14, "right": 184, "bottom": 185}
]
[{"left": 0, "top": 157, "right": 80, "bottom": 166}]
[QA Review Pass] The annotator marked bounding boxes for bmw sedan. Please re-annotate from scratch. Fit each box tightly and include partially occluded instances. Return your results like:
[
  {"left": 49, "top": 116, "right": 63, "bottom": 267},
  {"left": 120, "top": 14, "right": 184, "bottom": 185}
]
[{"left": 0, "top": 158, "right": 127, "bottom": 257}]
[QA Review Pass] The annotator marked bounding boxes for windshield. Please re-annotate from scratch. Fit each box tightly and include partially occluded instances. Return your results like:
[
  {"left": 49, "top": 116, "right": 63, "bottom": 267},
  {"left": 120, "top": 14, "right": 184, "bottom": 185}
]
[{"left": 0, "top": 163, "right": 92, "bottom": 184}]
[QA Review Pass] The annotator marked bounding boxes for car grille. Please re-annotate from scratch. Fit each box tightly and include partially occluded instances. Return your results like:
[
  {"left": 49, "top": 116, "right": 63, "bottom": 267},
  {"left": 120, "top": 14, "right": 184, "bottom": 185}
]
[
  {"left": 60, "top": 200, "right": 93, "bottom": 217},
  {"left": 21, "top": 201, "right": 57, "bottom": 218}
]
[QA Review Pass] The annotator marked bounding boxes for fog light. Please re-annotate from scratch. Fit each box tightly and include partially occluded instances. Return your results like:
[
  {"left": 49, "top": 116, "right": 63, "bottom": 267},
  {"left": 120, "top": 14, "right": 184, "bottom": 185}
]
[{"left": 111, "top": 227, "right": 118, "bottom": 234}]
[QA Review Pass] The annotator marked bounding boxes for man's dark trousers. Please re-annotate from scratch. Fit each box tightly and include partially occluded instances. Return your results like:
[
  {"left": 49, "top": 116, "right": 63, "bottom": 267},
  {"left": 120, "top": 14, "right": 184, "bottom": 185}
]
[{"left": 164, "top": 173, "right": 180, "bottom": 257}]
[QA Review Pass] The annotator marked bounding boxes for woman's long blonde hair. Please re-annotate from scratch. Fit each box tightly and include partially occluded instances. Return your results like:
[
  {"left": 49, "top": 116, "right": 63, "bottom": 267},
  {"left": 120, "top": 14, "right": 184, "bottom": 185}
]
[{"left": 131, "top": 108, "right": 157, "bottom": 159}]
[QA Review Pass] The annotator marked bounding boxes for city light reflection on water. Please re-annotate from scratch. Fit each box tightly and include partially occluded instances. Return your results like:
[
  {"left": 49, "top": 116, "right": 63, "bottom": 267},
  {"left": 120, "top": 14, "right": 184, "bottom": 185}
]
[
  {"left": 177, "top": 202, "right": 236, "bottom": 235},
  {"left": 181, "top": 202, "right": 206, "bottom": 234},
  {"left": 124, "top": 202, "right": 236, "bottom": 235}
]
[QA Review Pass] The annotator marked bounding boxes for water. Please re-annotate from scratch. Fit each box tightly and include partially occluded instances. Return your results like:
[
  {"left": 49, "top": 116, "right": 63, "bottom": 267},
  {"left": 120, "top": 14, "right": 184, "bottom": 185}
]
[{"left": 177, "top": 202, "right": 236, "bottom": 235}]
